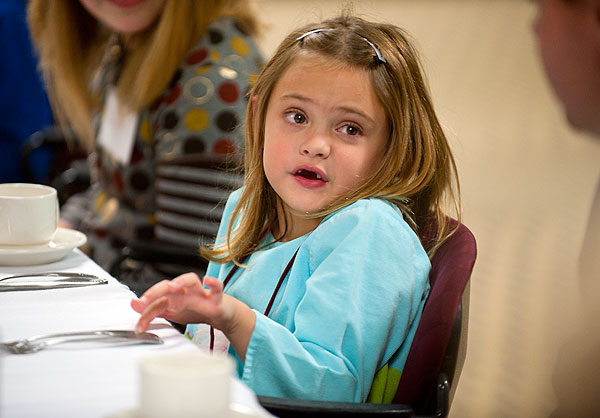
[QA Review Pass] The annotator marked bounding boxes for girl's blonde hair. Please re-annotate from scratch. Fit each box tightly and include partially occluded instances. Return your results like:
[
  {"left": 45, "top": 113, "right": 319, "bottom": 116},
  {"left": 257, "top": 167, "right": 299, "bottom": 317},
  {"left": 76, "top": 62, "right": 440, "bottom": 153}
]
[
  {"left": 27, "top": 0, "right": 261, "bottom": 150},
  {"left": 204, "top": 14, "right": 460, "bottom": 264}
]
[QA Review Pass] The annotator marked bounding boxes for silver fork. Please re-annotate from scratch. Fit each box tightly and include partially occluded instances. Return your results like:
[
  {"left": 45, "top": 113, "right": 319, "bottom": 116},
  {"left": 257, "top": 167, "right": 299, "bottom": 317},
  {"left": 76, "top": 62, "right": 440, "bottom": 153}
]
[{"left": 0, "top": 330, "right": 163, "bottom": 354}]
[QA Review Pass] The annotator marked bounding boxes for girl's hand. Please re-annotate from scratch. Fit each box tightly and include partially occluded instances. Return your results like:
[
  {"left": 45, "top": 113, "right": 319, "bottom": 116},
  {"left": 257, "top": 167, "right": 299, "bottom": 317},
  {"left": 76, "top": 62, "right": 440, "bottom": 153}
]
[
  {"left": 131, "top": 274, "right": 230, "bottom": 332},
  {"left": 131, "top": 274, "right": 256, "bottom": 361}
]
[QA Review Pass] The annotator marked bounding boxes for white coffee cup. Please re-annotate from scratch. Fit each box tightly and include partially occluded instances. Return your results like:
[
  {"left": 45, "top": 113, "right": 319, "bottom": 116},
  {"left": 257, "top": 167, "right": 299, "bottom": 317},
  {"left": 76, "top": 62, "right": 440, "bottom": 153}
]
[
  {"left": 0, "top": 183, "right": 59, "bottom": 246},
  {"left": 139, "top": 352, "right": 234, "bottom": 418}
]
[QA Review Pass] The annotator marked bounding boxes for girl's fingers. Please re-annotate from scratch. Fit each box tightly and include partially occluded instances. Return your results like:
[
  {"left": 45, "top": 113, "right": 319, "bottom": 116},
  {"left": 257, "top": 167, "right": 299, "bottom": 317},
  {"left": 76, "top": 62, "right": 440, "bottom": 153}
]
[
  {"left": 134, "top": 280, "right": 171, "bottom": 305},
  {"left": 130, "top": 280, "right": 169, "bottom": 314},
  {"left": 135, "top": 296, "right": 170, "bottom": 333},
  {"left": 130, "top": 297, "right": 145, "bottom": 314},
  {"left": 132, "top": 274, "right": 223, "bottom": 332},
  {"left": 202, "top": 275, "right": 223, "bottom": 294},
  {"left": 171, "top": 272, "right": 204, "bottom": 289},
  {"left": 131, "top": 274, "right": 198, "bottom": 313}
]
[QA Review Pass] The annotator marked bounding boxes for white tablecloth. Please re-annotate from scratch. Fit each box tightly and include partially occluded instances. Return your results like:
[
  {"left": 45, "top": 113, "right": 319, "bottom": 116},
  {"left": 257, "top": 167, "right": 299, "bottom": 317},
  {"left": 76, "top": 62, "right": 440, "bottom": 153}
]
[{"left": 0, "top": 250, "right": 272, "bottom": 418}]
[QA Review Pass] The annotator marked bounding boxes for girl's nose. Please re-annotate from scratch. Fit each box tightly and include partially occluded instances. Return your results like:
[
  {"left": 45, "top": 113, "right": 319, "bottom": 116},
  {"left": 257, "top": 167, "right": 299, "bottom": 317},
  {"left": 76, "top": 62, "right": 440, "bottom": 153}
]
[{"left": 300, "top": 133, "right": 331, "bottom": 158}]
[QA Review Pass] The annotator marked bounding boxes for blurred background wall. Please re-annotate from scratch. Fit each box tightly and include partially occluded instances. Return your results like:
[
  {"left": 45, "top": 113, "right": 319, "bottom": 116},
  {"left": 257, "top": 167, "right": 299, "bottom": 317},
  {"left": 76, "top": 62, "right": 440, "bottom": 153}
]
[{"left": 254, "top": 1, "right": 600, "bottom": 417}]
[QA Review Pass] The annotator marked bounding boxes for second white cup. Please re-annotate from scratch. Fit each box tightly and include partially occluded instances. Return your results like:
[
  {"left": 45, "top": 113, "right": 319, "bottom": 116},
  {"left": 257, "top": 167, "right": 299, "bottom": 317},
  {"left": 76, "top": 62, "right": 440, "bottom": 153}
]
[{"left": 139, "top": 352, "right": 234, "bottom": 418}]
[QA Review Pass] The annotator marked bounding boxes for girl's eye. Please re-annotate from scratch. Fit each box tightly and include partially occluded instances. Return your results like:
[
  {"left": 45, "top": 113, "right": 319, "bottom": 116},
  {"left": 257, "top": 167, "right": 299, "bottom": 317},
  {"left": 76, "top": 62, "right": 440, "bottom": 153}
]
[
  {"left": 286, "top": 111, "right": 307, "bottom": 124},
  {"left": 294, "top": 113, "right": 306, "bottom": 124},
  {"left": 339, "top": 124, "right": 362, "bottom": 136}
]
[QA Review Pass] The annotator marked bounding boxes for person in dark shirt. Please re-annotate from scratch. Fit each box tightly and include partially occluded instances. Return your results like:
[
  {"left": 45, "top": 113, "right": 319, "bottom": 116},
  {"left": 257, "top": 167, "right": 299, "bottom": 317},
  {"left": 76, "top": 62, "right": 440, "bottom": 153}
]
[{"left": 533, "top": 1, "right": 600, "bottom": 416}]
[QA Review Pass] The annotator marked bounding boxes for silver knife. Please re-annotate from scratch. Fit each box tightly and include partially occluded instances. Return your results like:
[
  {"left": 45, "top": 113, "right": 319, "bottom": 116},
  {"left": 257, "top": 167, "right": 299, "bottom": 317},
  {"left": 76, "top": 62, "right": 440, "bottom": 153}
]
[{"left": 0, "top": 273, "right": 108, "bottom": 292}]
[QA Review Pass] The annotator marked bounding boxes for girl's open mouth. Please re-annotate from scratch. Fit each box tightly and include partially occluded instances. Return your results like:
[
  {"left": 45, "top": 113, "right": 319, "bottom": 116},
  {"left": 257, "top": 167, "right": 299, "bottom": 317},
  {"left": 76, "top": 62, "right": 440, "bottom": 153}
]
[
  {"left": 293, "top": 168, "right": 328, "bottom": 188},
  {"left": 296, "top": 169, "right": 322, "bottom": 180}
]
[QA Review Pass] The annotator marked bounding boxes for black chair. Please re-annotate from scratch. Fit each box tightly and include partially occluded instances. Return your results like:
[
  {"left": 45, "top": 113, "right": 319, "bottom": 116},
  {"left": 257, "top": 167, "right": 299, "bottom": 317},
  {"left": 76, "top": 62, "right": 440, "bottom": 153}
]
[
  {"left": 258, "top": 220, "right": 477, "bottom": 418},
  {"left": 20, "top": 126, "right": 90, "bottom": 205}
]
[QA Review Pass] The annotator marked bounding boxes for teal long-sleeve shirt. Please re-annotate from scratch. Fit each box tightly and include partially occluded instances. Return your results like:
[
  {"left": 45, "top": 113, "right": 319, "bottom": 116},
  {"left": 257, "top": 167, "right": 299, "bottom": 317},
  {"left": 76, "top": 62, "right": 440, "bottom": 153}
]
[{"left": 186, "top": 189, "right": 430, "bottom": 402}]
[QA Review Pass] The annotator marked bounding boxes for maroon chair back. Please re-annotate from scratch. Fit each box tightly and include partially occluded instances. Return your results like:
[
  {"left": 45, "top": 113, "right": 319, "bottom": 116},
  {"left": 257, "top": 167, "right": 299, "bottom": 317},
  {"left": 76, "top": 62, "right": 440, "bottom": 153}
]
[{"left": 394, "top": 219, "right": 477, "bottom": 415}]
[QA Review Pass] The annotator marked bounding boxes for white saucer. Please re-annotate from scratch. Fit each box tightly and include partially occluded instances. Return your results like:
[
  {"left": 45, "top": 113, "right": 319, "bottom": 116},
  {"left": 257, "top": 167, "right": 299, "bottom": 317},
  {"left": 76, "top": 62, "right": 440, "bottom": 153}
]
[
  {"left": 0, "top": 228, "right": 87, "bottom": 266},
  {"left": 106, "top": 403, "right": 268, "bottom": 418}
]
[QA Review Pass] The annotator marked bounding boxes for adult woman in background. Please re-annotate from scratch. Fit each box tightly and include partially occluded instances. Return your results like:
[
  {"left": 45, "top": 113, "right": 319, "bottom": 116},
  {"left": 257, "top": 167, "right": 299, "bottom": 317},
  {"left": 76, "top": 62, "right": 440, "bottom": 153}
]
[{"left": 28, "top": 0, "right": 264, "bottom": 295}]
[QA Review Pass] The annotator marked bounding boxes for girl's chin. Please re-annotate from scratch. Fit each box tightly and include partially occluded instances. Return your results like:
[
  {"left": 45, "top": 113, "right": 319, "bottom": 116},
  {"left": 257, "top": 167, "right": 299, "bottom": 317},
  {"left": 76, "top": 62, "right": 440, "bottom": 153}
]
[
  {"left": 284, "top": 203, "right": 329, "bottom": 216},
  {"left": 277, "top": 191, "right": 336, "bottom": 216}
]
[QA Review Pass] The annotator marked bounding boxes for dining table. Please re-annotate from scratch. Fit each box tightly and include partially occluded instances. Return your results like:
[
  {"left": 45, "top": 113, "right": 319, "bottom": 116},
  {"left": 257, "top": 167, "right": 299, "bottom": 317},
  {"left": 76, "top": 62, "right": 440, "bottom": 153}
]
[{"left": 0, "top": 249, "right": 273, "bottom": 418}]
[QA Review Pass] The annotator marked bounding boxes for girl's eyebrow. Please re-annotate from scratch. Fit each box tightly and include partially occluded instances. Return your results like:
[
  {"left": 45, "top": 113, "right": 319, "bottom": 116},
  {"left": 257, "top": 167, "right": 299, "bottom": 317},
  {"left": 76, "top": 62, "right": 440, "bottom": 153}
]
[
  {"left": 279, "top": 93, "right": 314, "bottom": 104},
  {"left": 280, "top": 93, "right": 376, "bottom": 126}
]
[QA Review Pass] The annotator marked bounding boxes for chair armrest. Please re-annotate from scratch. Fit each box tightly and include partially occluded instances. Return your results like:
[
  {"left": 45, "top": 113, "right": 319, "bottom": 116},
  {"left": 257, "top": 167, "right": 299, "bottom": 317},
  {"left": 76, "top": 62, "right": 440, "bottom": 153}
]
[
  {"left": 257, "top": 396, "right": 414, "bottom": 417},
  {"left": 51, "top": 160, "right": 91, "bottom": 205},
  {"left": 121, "top": 239, "right": 206, "bottom": 267}
]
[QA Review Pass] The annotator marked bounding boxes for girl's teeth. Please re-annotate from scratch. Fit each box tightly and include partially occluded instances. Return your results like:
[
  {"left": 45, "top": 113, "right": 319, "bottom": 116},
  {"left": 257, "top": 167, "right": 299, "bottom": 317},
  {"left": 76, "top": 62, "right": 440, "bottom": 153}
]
[{"left": 296, "top": 169, "right": 323, "bottom": 181}]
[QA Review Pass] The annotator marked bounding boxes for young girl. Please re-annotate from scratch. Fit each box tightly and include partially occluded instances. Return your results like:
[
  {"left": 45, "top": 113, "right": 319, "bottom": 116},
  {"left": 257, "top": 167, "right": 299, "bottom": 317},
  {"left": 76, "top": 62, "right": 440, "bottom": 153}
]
[{"left": 132, "top": 14, "right": 460, "bottom": 403}]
